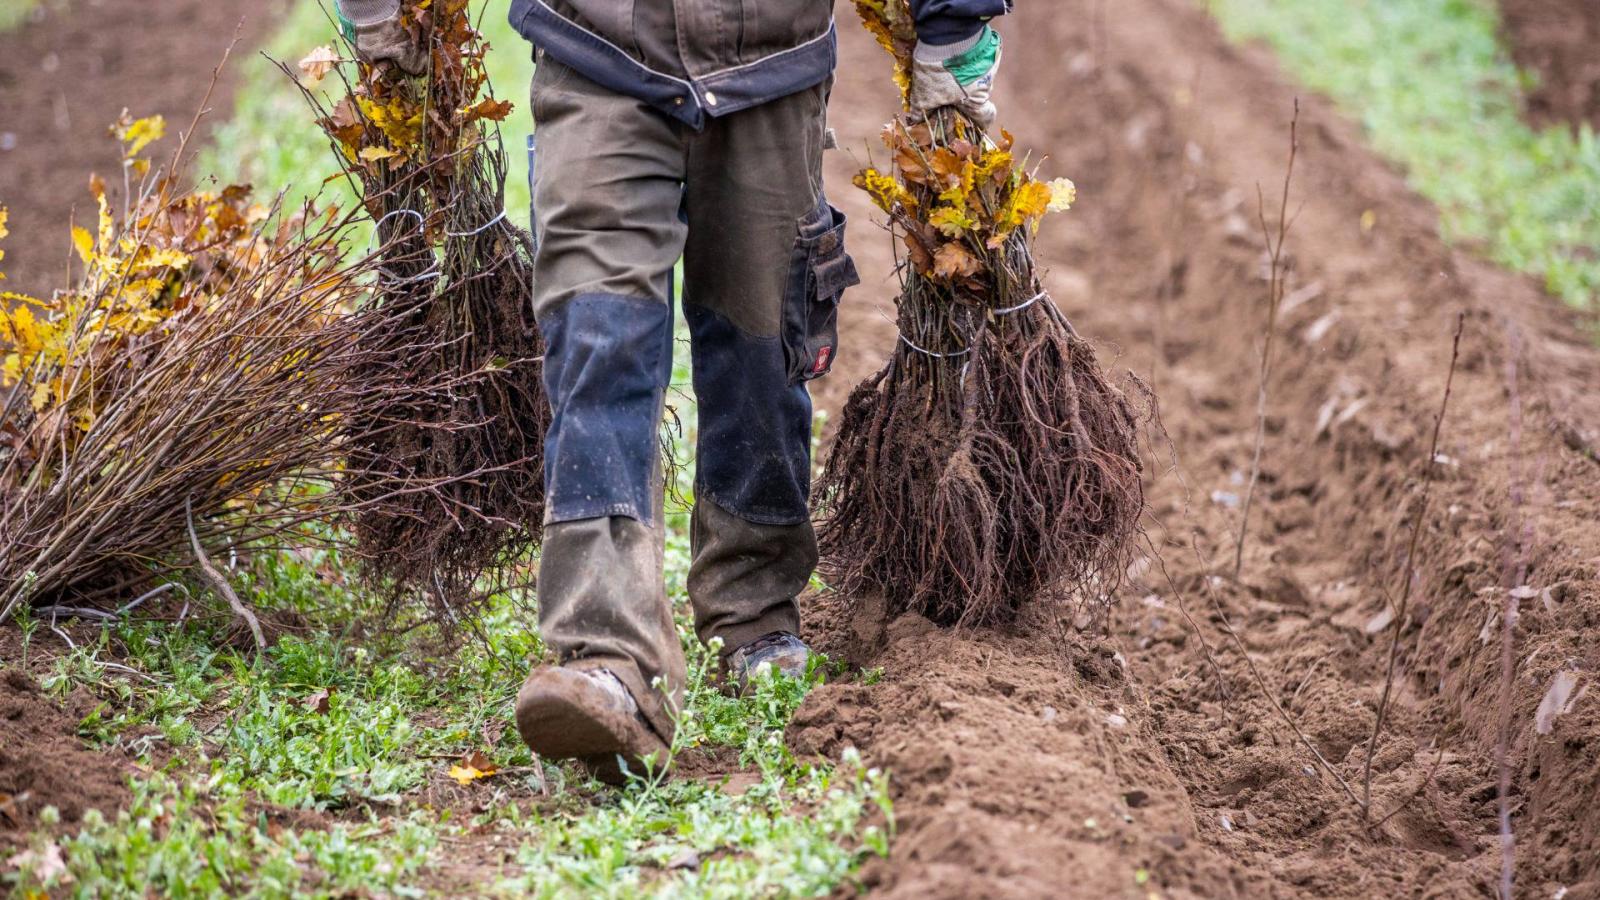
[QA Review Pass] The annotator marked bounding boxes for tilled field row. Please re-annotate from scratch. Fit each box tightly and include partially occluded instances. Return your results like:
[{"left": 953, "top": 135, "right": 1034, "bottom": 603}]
[{"left": 802, "top": 1, "right": 1600, "bottom": 896}]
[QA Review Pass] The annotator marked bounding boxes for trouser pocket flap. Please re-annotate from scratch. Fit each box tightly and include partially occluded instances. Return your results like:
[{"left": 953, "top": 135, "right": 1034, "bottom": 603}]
[{"left": 782, "top": 199, "right": 860, "bottom": 383}]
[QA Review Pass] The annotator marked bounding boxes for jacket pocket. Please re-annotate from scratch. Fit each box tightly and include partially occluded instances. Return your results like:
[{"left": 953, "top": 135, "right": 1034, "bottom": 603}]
[{"left": 781, "top": 197, "right": 860, "bottom": 384}]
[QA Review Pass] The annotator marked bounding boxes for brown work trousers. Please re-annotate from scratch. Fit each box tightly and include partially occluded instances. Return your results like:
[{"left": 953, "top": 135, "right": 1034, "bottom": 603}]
[{"left": 528, "top": 55, "right": 853, "bottom": 740}]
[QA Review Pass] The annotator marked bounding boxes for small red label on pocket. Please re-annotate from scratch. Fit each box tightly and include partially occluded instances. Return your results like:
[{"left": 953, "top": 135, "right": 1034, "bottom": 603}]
[{"left": 812, "top": 346, "right": 833, "bottom": 374}]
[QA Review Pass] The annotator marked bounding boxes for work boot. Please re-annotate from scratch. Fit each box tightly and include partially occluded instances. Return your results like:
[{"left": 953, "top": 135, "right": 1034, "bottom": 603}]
[
  {"left": 515, "top": 666, "right": 670, "bottom": 785},
  {"left": 726, "top": 631, "right": 812, "bottom": 694}
]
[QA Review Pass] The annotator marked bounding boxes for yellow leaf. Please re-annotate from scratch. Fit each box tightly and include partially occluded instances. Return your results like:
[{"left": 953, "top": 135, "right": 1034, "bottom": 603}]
[
  {"left": 71, "top": 226, "right": 95, "bottom": 265},
  {"left": 358, "top": 146, "right": 402, "bottom": 162},
  {"left": 297, "top": 45, "right": 340, "bottom": 88},
  {"left": 114, "top": 114, "right": 166, "bottom": 159},
  {"left": 139, "top": 248, "right": 192, "bottom": 271},
  {"left": 1046, "top": 178, "right": 1077, "bottom": 213},
  {"left": 928, "top": 205, "right": 977, "bottom": 238},
  {"left": 446, "top": 750, "right": 501, "bottom": 785},
  {"left": 96, "top": 192, "right": 115, "bottom": 257},
  {"left": 997, "top": 180, "right": 1053, "bottom": 238},
  {"left": 30, "top": 381, "right": 50, "bottom": 412},
  {"left": 0, "top": 207, "right": 8, "bottom": 241},
  {"left": 974, "top": 149, "right": 1013, "bottom": 182},
  {"left": 853, "top": 168, "right": 916, "bottom": 214},
  {"left": 7, "top": 303, "right": 40, "bottom": 352}
]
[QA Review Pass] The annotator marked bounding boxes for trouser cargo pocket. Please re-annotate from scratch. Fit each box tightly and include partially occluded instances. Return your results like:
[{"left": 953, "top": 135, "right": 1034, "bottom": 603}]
[{"left": 781, "top": 196, "right": 859, "bottom": 384}]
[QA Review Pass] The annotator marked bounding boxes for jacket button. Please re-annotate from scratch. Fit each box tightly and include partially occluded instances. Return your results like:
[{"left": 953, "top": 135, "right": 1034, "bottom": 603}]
[
  {"left": 819, "top": 233, "right": 839, "bottom": 253},
  {"left": 674, "top": 97, "right": 684, "bottom": 106},
  {"left": 705, "top": 91, "right": 719, "bottom": 107}
]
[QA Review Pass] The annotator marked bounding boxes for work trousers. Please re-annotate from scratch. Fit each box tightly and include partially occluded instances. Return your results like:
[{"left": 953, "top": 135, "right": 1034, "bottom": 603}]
[{"left": 528, "top": 56, "right": 858, "bottom": 739}]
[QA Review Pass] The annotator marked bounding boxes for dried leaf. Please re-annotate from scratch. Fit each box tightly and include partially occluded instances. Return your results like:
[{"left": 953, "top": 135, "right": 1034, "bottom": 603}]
[
  {"left": 447, "top": 749, "right": 501, "bottom": 785},
  {"left": 933, "top": 241, "right": 981, "bottom": 280},
  {"left": 303, "top": 688, "right": 332, "bottom": 715},
  {"left": 7, "top": 843, "right": 70, "bottom": 883},
  {"left": 928, "top": 205, "right": 977, "bottom": 238},
  {"left": 358, "top": 146, "right": 402, "bottom": 162},
  {"left": 461, "top": 98, "right": 514, "bottom": 123},
  {"left": 297, "top": 45, "right": 341, "bottom": 89},
  {"left": 902, "top": 229, "right": 934, "bottom": 274},
  {"left": 480, "top": 717, "right": 508, "bottom": 748}
]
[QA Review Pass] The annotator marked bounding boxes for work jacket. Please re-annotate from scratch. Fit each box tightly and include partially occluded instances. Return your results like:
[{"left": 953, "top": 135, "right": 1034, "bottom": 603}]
[{"left": 507, "top": 0, "right": 1012, "bottom": 128}]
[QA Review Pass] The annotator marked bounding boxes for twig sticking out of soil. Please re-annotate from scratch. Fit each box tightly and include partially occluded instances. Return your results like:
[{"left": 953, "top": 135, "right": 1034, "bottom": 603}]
[
  {"left": 186, "top": 497, "right": 266, "bottom": 653},
  {"left": 1194, "top": 537, "right": 1363, "bottom": 809},
  {"left": 1361, "top": 312, "right": 1465, "bottom": 819},
  {"left": 1233, "top": 100, "right": 1299, "bottom": 580},
  {"left": 1497, "top": 323, "right": 1535, "bottom": 900}
]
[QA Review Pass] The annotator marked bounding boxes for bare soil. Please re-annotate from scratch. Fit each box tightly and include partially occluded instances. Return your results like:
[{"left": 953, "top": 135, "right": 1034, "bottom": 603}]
[
  {"left": 0, "top": 0, "right": 285, "bottom": 299},
  {"left": 799, "top": 1, "right": 1600, "bottom": 896},
  {"left": 2, "top": 0, "right": 1599, "bottom": 895},
  {"left": 0, "top": 667, "right": 134, "bottom": 851},
  {"left": 1500, "top": 0, "right": 1600, "bottom": 133}
]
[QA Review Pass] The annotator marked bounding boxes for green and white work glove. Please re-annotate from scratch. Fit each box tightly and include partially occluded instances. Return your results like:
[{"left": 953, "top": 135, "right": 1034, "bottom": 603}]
[
  {"left": 336, "top": 0, "right": 428, "bottom": 77},
  {"left": 909, "top": 25, "right": 1002, "bottom": 129}
]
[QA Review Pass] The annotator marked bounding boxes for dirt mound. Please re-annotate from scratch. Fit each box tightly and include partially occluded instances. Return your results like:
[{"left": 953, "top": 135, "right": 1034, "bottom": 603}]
[
  {"left": 804, "top": 0, "right": 1600, "bottom": 895},
  {"left": 1501, "top": 0, "right": 1600, "bottom": 132},
  {"left": 0, "top": 0, "right": 280, "bottom": 298},
  {"left": 0, "top": 668, "right": 133, "bottom": 850},
  {"left": 798, "top": 599, "right": 1247, "bottom": 898}
]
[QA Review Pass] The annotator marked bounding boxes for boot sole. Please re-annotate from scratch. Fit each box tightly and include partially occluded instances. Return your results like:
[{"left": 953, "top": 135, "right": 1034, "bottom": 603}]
[{"left": 514, "top": 668, "right": 669, "bottom": 786}]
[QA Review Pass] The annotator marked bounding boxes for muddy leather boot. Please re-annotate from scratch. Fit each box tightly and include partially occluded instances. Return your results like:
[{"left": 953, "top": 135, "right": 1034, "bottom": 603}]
[{"left": 515, "top": 666, "right": 670, "bottom": 785}]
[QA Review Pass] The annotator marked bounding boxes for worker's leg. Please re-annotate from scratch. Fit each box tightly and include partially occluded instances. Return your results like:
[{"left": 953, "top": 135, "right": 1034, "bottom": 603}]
[
  {"left": 680, "top": 80, "right": 858, "bottom": 666},
  {"left": 526, "top": 56, "right": 688, "bottom": 744}
]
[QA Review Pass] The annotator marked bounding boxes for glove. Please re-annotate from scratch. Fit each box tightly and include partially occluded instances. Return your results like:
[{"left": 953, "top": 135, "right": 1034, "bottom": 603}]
[
  {"left": 336, "top": 0, "right": 427, "bottom": 77},
  {"left": 909, "top": 25, "right": 1002, "bottom": 130}
]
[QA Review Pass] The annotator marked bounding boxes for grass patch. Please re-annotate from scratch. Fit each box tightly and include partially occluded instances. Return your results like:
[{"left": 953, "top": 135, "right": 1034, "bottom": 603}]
[{"left": 1209, "top": 0, "right": 1600, "bottom": 309}]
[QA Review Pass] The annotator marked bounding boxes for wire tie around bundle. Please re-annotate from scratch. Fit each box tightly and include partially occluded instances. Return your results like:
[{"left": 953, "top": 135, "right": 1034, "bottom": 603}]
[
  {"left": 370, "top": 208, "right": 442, "bottom": 286},
  {"left": 446, "top": 209, "right": 508, "bottom": 237},
  {"left": 897, "top": 332, "right": 973, "bottom": 359},
  {"left": 992, "top": 290, "right": 1046, "bottom": 317}
]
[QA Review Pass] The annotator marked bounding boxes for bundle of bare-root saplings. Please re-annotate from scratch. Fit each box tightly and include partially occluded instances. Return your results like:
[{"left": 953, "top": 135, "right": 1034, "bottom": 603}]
[
  {"left": 0, "top": 114, "right": 449, "bottom": 634},
  {"left": 817, "top": 1, "right": 1146, "bottom": 629},
  {"left": 294, "top": 0, "right": 547, "bottom": 621}
]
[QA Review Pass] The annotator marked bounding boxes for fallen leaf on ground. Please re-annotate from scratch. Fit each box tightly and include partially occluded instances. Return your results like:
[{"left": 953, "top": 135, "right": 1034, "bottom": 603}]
[
  {"left": 7, "top": 843, "right": 69, "bottom": 883},
  {"left": 303, "top": 688, "right": 331, "bottom": 715},
  {"left": 1535, "top": 671, "right": 1581, "bottom": 735},
  {"left": 480, "top": 717, "right": 507, "bottom": 748},
  {"left": 447, "top": 749, "right": 501, "bottom": 786}
]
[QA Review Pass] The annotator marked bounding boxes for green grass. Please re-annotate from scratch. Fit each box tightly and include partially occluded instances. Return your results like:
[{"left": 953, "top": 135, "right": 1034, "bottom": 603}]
[
  {"left": 0, "top": 0, "right": 47, "bottom": 33},
  {"left": 4, "top": 6, "right": 890, "bottom": 891},
  {"left": 1208, "top": 0, "right": 1600, "bottom": 309}
]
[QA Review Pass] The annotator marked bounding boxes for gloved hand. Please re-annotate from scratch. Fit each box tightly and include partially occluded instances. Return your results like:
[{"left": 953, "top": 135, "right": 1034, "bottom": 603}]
[
  {"left": 909, "top": 25, "right": 1002, "bottom": 130},
  {"left": 336, "top": 0, "right": 428, "bottom": 77}
]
